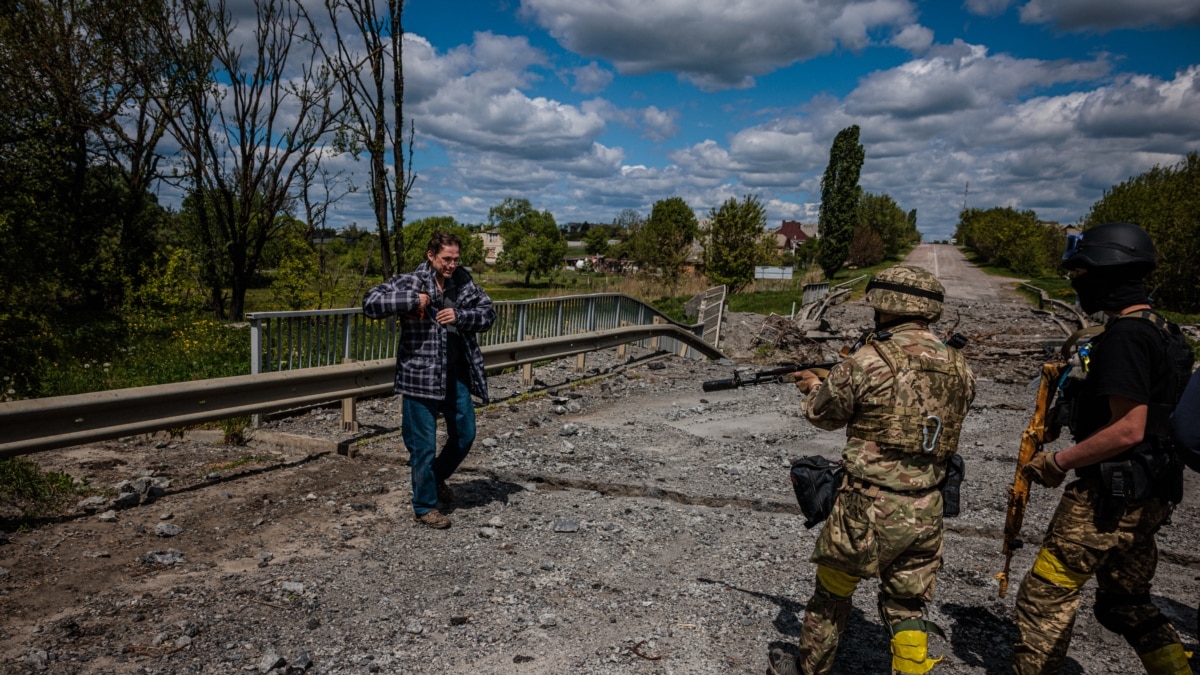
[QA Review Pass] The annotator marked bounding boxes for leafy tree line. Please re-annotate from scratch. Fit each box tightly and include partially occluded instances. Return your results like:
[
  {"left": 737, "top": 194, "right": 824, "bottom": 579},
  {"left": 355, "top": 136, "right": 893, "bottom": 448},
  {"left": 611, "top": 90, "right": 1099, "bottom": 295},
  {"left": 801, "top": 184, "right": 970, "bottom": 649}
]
[
  {"left": 955, "top": 207, "right": 1063, "bottom": 277},
  {"left": 1, "top": 0, "right": 419, "bottom": 397},
  {"left": 815, "top": 124, "right": 919, "bottom": 278},
  {"left": 1087, "top": 152, "right": 1199, "bottom": 312},
  {"left": 956, "top": 152, "right": 1198, "bottom": 313}
]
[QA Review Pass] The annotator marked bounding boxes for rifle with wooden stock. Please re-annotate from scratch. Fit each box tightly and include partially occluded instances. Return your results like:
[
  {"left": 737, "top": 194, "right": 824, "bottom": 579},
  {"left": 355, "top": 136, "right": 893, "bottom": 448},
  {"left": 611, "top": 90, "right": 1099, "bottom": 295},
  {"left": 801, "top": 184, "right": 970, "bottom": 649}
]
[{"left": 995, "top": 360, "right": 1067, "bottom": 598}]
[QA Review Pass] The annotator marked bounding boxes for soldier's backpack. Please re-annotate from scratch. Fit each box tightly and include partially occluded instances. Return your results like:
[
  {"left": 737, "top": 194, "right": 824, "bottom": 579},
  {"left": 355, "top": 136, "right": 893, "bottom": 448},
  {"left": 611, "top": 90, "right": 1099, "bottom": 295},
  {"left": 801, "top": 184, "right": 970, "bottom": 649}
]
[
  {"left": 789, "top": 455, "right": 844, "bottom": 529},
  {"left": 1171, "top": 369, "right": 1200, "bottom": 473}
]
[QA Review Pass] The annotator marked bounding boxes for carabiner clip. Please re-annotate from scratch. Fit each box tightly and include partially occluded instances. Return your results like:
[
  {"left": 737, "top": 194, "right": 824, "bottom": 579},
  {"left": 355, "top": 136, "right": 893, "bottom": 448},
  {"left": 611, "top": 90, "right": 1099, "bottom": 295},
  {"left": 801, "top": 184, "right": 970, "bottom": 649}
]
[{"left": 921, "top": 415, "right": 943, "bottom": 453}]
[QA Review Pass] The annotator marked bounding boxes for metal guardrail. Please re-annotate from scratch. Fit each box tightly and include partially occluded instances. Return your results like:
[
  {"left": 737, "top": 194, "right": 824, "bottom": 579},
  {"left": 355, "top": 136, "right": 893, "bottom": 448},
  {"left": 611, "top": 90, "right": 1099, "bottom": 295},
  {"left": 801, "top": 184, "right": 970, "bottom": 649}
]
[
  {"left": 833, "top": 274, "right": 869, "bottom": 290},
  {"left": 246, "top": 293, "right": 706, "bottom": 375},
  {"left": 0, "top": 325, "right": 726, "bottom": 458}
]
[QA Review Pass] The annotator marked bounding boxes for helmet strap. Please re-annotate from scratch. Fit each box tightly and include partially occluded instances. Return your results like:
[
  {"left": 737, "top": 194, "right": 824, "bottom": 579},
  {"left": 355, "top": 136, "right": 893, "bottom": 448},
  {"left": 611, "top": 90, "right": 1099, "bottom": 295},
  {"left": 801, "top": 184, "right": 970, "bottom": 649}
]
[{"left": 865, "top": 279, "right": 944, "bottom": 303}]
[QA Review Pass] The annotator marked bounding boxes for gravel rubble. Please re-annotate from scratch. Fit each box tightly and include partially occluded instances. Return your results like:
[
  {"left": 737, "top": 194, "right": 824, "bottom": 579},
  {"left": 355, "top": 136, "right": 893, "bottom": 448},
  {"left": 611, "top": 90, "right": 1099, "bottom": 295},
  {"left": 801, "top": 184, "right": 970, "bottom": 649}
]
[{"left": 3, "top": 279, "right": 1200, "bottom": 674}]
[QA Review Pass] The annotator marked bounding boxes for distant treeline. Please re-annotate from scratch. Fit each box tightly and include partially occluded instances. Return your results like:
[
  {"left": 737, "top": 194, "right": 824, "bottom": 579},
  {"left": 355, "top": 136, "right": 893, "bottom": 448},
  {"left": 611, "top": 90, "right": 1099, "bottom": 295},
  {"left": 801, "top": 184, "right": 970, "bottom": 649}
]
[{"left": 955, "top": 152, "right": 1199, "bottom": 313}]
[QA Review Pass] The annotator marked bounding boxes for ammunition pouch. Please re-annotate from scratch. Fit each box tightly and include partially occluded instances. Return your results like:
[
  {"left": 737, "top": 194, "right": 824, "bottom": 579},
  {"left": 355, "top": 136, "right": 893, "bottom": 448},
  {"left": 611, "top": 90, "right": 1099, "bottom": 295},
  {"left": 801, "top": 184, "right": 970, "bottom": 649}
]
[
  {"left": 1084, "top": 444, "right": 1183, "bottom": 525},
  {"left": 1095, "top": 460, "right": 1137, "bottom": 526},
  {"left": 940, "top": 454, "right": 964, "bottom": 517},
  {"left": 789, "top": 455, "right": 845, "bottom": 529}
]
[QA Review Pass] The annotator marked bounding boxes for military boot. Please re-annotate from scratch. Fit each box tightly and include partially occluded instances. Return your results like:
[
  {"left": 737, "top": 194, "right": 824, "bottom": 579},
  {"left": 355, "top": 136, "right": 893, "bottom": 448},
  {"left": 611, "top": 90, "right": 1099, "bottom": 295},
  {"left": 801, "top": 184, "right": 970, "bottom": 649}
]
[
  {"left": 768, "top": 648, "right": 800, "bottom": 675},
  {"left": 1137, "top": 643, "right": 1192, "bottom": 675}
]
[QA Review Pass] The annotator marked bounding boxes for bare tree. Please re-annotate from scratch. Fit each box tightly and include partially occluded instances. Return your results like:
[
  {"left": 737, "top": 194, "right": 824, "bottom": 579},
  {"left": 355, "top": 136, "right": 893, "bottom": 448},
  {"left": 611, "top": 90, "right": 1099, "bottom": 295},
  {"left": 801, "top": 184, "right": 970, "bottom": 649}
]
[
  {"left": 313, "top": 0, "right": 415, "bottom": 278},
  {"left": 154, "top": 0, "right": 342, "bottom": 320}
]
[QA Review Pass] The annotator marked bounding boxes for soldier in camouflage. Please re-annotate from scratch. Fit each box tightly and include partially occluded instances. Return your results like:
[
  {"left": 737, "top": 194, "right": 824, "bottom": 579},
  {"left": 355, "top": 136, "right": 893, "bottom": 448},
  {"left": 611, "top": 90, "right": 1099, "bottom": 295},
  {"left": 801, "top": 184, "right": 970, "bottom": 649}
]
[
  {"left": 1012, "top": 222, "right": 1193, "bottom": 674},
  {"left": 769, "top": 264, "right": 976, "bottom": 675}
]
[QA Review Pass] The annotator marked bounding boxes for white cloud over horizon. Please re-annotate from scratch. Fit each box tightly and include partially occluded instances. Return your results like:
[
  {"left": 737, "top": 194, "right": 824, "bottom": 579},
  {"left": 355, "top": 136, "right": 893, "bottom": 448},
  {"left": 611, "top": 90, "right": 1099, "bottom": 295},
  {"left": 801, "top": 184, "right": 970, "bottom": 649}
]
[{"left": 155, "top": 0, "right": 1200, "bottom": 243}]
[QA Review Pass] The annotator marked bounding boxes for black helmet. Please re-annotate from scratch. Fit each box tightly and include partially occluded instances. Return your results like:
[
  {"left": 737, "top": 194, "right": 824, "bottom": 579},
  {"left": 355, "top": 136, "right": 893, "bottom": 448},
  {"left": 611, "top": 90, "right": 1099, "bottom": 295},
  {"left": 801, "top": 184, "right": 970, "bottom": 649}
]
[{"left": 1061, "top": 221, "right": 1156, "bottom": 272}]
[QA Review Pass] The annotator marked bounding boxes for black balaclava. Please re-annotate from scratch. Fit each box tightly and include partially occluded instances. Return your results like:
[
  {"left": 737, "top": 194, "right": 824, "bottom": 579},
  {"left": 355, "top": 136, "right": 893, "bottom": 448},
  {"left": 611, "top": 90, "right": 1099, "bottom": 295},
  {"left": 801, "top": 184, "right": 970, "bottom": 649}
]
[{"left": 1071, "top": 269, "right": 1150, "bottom": 314}]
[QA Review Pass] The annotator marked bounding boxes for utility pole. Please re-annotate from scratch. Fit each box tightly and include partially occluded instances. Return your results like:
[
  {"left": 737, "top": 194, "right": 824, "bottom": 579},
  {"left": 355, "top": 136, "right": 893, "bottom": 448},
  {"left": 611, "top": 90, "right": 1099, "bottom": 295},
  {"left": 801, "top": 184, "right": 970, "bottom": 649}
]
[{"left": 963, "top": 182, "right": 969, "bottom": 212}]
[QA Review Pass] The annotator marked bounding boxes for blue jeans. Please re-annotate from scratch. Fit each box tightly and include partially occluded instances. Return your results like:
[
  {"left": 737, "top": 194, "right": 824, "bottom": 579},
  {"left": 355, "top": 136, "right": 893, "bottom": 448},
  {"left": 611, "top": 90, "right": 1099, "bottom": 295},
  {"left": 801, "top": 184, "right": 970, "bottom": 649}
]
[{"left": 401, "top": 376, "right": 476, "bottom": 515}]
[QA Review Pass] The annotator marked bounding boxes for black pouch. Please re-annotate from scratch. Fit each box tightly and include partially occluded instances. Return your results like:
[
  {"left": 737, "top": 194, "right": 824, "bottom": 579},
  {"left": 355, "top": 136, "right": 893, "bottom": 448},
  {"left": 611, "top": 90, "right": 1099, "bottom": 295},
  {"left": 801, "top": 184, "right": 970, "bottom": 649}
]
[
  {"left": 789, "top": 455, "right": 845, "bottom": 529},
  {"left": 1096, "top": 460, "right": 1136, "bottom": 526},
  {"left": 941, "top": 453, "right": 965, "bottom": 517}
]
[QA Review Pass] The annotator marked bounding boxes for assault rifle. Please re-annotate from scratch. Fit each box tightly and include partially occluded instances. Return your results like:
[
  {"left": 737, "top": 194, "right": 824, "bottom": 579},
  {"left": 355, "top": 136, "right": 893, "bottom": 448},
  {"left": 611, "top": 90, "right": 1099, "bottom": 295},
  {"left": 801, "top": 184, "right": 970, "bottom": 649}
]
[
  {"left": 995, "top": 360, "right": 1066, "bottom": 598},
  {"left": 701, "top": 361, "right": 840, "bottom": 392}
]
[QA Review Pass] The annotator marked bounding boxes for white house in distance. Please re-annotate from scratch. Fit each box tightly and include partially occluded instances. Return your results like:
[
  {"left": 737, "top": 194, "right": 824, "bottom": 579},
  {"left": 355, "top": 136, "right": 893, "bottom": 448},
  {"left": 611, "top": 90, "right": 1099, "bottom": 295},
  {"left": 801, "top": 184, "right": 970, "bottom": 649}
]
[{"left": 478, "top": 230, "right": 504, "bottom": 265}]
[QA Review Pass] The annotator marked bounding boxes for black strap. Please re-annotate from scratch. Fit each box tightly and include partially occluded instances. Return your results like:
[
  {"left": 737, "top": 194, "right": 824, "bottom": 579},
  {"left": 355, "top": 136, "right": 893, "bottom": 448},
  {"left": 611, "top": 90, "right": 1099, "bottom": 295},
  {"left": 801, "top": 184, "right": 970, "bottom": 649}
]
[
  {"left": 1116, "top": 308, "right": 1168, "bottom": 331},
  {"left": 865, "top": 279, "right": 944, "bottom": 302}
]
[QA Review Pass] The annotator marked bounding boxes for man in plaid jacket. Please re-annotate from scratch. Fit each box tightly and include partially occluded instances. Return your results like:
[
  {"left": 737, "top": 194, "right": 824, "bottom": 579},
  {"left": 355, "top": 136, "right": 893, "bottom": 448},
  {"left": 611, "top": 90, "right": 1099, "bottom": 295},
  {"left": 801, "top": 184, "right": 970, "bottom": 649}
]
[{"left": 363, "top": 232, "right": 496, "bottom": 529}]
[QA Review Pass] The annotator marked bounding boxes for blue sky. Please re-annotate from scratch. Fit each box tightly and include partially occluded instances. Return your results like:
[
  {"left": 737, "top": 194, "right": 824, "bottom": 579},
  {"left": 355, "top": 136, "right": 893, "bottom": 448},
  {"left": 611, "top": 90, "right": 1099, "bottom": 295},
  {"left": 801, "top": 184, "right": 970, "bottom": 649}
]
[{"left": 254, "top": 0, "right": 1200, "bottom": 242}]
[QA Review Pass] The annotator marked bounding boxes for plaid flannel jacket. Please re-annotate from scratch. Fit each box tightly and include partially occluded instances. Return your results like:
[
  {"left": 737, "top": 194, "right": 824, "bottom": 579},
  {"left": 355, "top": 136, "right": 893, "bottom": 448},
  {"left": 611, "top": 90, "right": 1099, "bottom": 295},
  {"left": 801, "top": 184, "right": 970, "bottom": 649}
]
[{"left": 362, "top": 263, "right": 495, "bottom": 403}]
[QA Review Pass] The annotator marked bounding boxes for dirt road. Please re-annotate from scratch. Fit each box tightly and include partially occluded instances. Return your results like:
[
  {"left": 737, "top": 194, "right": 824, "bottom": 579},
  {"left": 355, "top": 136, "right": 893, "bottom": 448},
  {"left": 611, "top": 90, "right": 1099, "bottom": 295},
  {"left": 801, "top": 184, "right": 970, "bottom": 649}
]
[
  {"left": 2, "top": 258, "right": 1198, "bottom": 675},
  {"left": 903, "top": 243, "right": 1026, "bottom": 302}
]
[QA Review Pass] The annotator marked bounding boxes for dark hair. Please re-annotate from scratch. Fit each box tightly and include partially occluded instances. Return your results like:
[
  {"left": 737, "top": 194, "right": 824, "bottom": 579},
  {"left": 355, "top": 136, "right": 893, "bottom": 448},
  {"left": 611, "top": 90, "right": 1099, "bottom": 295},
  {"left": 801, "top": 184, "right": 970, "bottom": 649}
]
[{"left": 426, "top": 231, "right": 462, "bottom": 256}]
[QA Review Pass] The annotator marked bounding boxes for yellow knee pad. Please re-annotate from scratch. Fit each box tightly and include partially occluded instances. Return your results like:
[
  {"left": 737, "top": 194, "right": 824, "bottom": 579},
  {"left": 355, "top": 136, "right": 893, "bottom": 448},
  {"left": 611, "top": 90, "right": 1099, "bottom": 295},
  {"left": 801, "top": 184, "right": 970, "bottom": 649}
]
[
  {"left": 816, "top": 565, "right": 860, "bottom": 598},
  {"left": 891, "top": 629, "right": 943, "bottom": 674},
  {"left": 1031, "top": 548, "right": 1091, "bottom": 590},
  {"left": 1138, "top": 643, "right": 1193, "bottom": 675}
]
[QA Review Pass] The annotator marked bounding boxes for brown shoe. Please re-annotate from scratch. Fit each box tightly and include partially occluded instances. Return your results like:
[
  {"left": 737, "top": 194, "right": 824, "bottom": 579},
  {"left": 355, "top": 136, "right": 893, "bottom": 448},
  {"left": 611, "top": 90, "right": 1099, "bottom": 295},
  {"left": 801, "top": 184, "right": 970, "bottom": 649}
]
[
  {"left": 437, "top": 481, "right": 455, "bottom": 504},
  {"left": 414, "top": 509, "right": 451, "bottom": 529},
  {"left": 769, "top": 648, "right": 800, "bottom": 675}
]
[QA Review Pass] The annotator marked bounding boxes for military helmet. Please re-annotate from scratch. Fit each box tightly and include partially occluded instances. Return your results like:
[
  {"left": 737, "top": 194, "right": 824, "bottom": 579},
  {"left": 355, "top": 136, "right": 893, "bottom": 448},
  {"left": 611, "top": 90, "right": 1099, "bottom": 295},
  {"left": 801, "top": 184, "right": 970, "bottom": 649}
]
[
  {"left": 865, "top": 265, "right": 944, "bottom": 321},
  {"left": 1061, "top": 221, "right": 1156, "bottom": 273}
]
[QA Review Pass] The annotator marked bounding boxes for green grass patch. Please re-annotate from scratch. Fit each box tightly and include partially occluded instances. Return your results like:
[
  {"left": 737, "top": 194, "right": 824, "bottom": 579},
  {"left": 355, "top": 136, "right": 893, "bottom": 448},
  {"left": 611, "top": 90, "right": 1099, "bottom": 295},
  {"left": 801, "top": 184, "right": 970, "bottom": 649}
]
[
  {"left": 0, "top": 457, "right": 87, "bottom": 518},
  {"left": 647, "top": 296, "right": 689, "bottom": 323},
  {"left": 195, "top": 416, "right": 253, "bottom": 445},
  {"left": 1018, "top": 276, "right": 1076, "bottom": 306},
  {"left": 34, "top": 316, "right": 250, "bottom": 398},
  {"left": 727, "top": 290, "right": 804, "bottom": 316}
]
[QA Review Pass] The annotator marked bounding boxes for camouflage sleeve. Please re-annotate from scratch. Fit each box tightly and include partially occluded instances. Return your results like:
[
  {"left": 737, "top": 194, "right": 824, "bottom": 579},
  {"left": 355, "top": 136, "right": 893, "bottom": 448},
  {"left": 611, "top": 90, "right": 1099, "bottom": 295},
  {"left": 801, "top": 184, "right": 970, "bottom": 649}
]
[{"left": 802, "top": 356, "right": 864, "bottom": 430}]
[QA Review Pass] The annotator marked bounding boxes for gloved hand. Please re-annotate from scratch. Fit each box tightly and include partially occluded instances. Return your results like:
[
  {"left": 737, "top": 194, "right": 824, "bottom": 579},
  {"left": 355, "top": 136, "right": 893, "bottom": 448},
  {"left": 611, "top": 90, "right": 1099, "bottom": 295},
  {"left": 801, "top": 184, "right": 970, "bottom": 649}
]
[{"left": 1022, "top": 451, "right": 1066, "bottom": 488}]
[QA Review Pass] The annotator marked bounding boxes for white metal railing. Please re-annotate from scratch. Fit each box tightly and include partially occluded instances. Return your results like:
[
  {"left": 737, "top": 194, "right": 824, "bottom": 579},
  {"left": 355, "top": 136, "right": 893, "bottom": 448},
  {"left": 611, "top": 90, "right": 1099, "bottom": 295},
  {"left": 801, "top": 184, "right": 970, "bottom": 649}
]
[{"left": 246, "top": 293, "right": 707, "bottom": 375}]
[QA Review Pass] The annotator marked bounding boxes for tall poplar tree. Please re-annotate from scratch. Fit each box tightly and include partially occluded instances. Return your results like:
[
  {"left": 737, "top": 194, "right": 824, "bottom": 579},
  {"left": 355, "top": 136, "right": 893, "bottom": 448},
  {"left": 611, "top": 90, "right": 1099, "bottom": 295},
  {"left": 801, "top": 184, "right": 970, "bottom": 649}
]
[{"left": 817, "top": 125, "right": 864, "bottom": 280}]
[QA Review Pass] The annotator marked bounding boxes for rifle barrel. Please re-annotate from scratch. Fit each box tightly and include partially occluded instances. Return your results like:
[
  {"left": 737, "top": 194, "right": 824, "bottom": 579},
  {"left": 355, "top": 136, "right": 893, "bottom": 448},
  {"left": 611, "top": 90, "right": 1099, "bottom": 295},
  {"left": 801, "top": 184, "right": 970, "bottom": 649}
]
[
  {"left": 701, "top": 378, "right": 740, "bottom": 392},
  {"left": 700, "top": 361, "right": 840, "bottom": 392}
]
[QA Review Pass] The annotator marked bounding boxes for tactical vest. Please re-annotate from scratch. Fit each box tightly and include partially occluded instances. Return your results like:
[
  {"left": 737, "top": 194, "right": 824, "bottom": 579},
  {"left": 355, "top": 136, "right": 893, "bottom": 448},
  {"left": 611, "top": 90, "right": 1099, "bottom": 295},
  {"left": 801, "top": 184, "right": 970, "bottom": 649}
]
[
  {"left": 1069, "top": 310, "right": 1195, "bottom": 450},
  {"left": 846, "top": 335, "right": 972, "bottom": 461},
  {"left": 1070, "top": 310, "right": 1194, "bottom": 505}
]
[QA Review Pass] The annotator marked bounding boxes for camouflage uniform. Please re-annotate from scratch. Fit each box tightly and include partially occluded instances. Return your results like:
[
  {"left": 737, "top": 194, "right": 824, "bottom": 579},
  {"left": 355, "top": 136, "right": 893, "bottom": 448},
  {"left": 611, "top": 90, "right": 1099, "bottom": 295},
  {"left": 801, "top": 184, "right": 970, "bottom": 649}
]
[
  {"left": 796, "top": 320, "right": 975, "bottom": 675},
  {"left": 1012, "top": 222, "right": 1192, "bottom": 675},
  {"left": 1012, "top": 325, "right": 1190, "bottom": 674},
  {"left": 1011, "top": 484, "right": 1177, "bottom": 674}
]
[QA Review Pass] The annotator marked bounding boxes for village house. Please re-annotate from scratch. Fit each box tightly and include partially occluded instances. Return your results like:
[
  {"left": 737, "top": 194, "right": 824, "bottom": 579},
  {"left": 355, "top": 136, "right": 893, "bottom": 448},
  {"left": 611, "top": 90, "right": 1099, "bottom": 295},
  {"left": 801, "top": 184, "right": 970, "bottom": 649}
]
[
  {"left": 768, "top": 220, "right": 818, "bottom": 252},
  {"left": 478, "top": 230, "right": 504, "bottom": 265}
]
